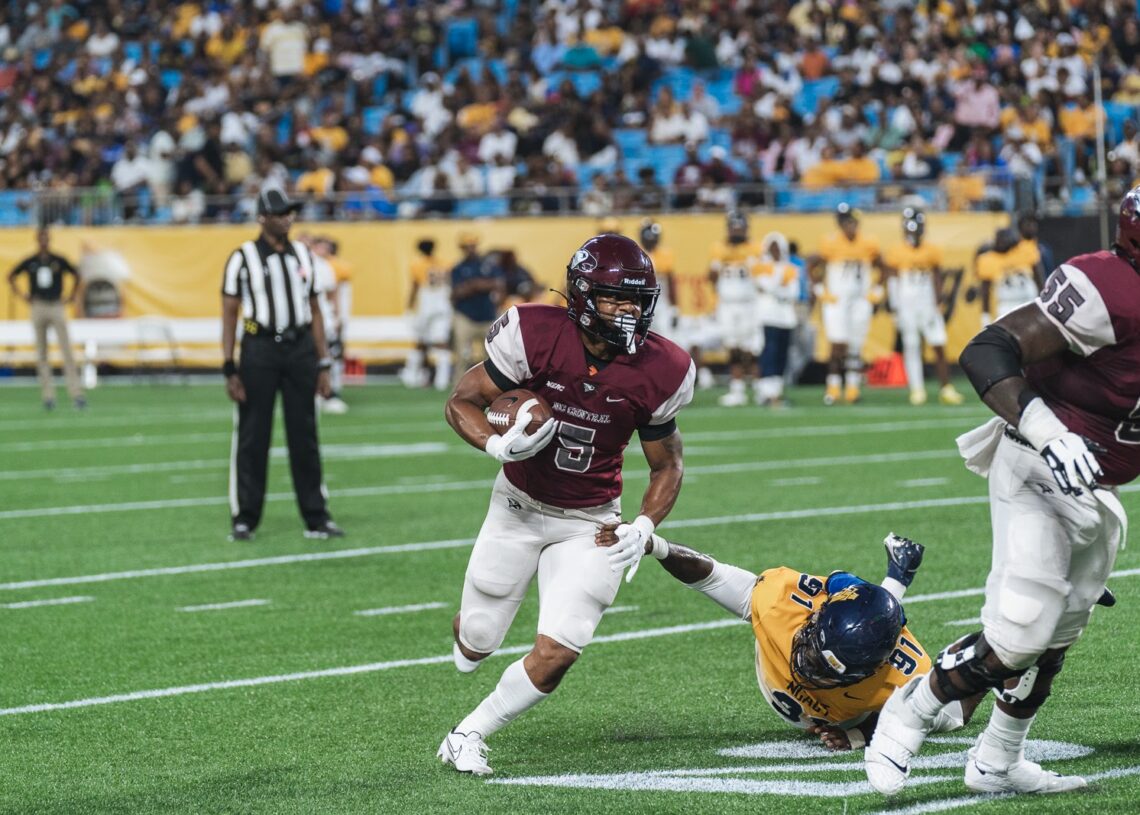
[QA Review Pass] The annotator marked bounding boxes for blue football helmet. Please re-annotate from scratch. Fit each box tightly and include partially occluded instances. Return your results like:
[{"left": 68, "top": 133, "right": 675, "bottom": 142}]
[{"left": 790, "top": 581, "right": 904, "bottom": 689}]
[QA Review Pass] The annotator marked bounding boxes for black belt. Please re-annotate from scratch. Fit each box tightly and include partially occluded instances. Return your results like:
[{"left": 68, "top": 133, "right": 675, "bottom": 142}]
[
  {"left": 1003, "top": 425, "right": 1035, "bottom": 449},
  {"left": 244, "top": 319, "right": 310, "bottom": 343}
]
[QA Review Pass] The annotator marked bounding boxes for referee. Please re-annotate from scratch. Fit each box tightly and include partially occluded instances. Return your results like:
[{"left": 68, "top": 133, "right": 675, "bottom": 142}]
[{"left": 221, "top": 189, "right": 344, "bottom": 542}]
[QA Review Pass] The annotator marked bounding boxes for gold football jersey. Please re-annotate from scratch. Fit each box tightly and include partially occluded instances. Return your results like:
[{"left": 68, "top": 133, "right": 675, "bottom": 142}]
[{"left": 749, "top": 567, "right": 931, "bottom": 729}]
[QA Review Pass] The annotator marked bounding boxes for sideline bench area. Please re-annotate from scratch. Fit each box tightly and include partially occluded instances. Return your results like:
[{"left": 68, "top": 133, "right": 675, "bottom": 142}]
[{"left": 0, "top": 316, "right": 415, "bottom": 370}]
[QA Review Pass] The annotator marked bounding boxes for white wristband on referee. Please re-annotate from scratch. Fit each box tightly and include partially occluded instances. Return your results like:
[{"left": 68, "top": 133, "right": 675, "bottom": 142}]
[{"left": 1018, "top": 397, "right": 1069, "bottom": 451}]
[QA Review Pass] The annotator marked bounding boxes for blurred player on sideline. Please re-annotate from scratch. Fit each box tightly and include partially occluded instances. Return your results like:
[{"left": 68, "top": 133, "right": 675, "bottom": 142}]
[
  {"left": 708, "top": 210, "right": 764, "bottom": 406},
  {"left": 754, "top": 231, "right": 800, "bottom": 407},
  {"left": 403, "top": 238, "right": 453, "bottom": 390},
  {"left": 809, "top": 204, "right": 887, "bottom": 405},
  {"left": 884, "top": 209, "right": 964, "bottom": 406}
]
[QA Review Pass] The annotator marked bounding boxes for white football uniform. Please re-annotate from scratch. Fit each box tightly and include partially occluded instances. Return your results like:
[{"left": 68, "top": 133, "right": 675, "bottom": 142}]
[
  {"left": 817, "top": 231, "right": 881, "bottom": 353},
  {"left": 710, "top": 240, "right": 763, "bottom": 354},
  {"left": 410, "top": 254, "right": 452, "bottom": 346}
]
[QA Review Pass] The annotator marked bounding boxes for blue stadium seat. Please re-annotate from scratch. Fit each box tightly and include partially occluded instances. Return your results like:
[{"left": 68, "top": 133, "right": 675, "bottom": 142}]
[
  {"left": 546, "top": 70, "right": 602, "bottom": 98},
  {"left": 371, "top": 73, "right": 388, "bottom": 99},
  {"left": 615, "top": 128, "right": 648, "bottom": 158},
  {"left": 362, "top": 106, "right": 390, "bottom": 136},
  {"left": 650, "top": 67, "right": 696, "bottom": 101},
  {"left": 0, "top": 191, "right": 34, "bottom": 226},
  {"left": 940, "top": 152, "right": 963, "bottom": 173},
  {"left": 445, "top": 18, "right": 479, "bottom": 61},
  {"left": 1105, "top": 101, "right": 1137, "bottom": 143},
  {"left": 123, "top": 41, "right": 143, "bottom": 64},
  {"left": 160, "top": 69, "right": 182, "bottom": 90},
  {"left": 792, "top": 76, "right": 840, "bottom": 119},
  {"left": 456, "top": 197, "right": 509, "bottom": 218}
]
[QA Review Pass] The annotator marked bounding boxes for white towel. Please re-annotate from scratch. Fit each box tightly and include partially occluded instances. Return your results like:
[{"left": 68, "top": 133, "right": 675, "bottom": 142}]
[{"left": 956, "top": 417, "right": 1007, "bottom": 478}]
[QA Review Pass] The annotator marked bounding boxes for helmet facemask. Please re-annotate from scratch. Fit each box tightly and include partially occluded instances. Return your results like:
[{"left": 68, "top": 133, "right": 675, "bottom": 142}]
[
  {"left": 790, "top": 610, "right": 878, "bottom": 690},
  {"left": 569, "top": 275, "right": 659, "bottom": 355}
]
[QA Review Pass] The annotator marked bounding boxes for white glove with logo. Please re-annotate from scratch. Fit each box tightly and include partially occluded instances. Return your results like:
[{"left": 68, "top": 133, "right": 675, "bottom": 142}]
[
  {"left": 484, "top": 399, "right": 557, "bottom": 463},
  {"left": 1019, "top": 398, "right": 1104, "bottom": 495},
  {"left": 606, "top": 514, "right": 655, "bottom": 582}
]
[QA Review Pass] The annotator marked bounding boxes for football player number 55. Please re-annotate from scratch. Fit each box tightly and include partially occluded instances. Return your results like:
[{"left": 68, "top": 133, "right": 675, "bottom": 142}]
[{"left": 553, "top": 421, "right": 595, "bottom": 473}]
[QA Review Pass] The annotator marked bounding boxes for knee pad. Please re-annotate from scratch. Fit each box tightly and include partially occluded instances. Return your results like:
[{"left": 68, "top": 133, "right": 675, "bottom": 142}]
[
  {"left": 460, "top": 609, "right": 504, "bottom": 654},
  {"left": 932, "top": 632, "right": 1021, "bottom": 701},
  {"left": 995, "top": 649, "right": 1067, "bottom": 711}
]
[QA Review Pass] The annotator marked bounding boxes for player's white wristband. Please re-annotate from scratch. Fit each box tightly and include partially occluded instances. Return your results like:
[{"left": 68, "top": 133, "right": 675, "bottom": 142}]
[
  {"left": 1018, "top": 398, "right": 1070, "bottom": 451},
  {"left": 845, "top": 727, "right": 866, "bottom": 750},
  {"left": 630, "top": 514, "right": 655, "bottom": 541},
  {"left": 648, "top": 533, "right": 671, "bottom": 560},
  {"left": 483, "top": 434, "right": 507, "bottom": 460}
]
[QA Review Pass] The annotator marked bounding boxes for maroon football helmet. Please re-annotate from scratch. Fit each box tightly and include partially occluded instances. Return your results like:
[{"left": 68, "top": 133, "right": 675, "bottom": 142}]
[
  {"left": 566, "top": 234, "right": 659, "bottom": 353},
  {"left": 1115, "top": 185, "right": 1140, "bottom": 269}
]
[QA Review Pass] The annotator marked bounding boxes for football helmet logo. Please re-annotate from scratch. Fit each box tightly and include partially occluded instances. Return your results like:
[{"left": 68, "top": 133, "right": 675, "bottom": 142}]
[
  {"left": 790, "top": 581, "right": 903, "bottom": 689},
  {"left": 565, "top": 234, "right": 659, "bottom": 354}
]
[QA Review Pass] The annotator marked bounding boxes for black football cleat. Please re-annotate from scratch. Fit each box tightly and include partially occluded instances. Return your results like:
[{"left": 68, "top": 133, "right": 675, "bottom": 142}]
[
  {"left": 304, "top": 521, "right": 346, "bottom": 540},
  {"left": 1096, "top": 587, "right": 1117, "bottom": 607}
]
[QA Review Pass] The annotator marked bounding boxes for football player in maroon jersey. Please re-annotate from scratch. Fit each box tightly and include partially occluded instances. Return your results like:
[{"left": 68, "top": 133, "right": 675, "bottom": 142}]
[
  {"left": 866, "top": 189, "right": 1140, "bottom": 797},
  {"left": 436, "top": 234, "right": 696, "bottom": 775}
]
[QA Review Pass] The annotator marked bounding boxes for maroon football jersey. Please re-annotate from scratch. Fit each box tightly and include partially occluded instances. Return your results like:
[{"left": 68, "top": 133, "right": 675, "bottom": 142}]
[
  {"left": 485, "top": 304, "right": 695, "bottom": 508},
  {"left": 1026, "top": 250, "right": 1140, "bottom": 485}
]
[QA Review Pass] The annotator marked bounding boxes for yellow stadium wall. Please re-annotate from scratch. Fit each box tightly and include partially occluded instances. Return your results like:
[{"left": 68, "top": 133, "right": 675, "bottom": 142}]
[{"left": 0, "top": 212, "right": 1009, "bottom": 361}]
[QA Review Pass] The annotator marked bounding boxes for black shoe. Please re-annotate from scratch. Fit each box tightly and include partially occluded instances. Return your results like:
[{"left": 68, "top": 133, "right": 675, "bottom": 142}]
[
  {"left": 74, "top": 396, "right": 88, "bottom": 410},
  {"left": 229, "top": 523, "right": 254, "bottom": 542},
  {"left": 884, "top": 532, "right": 925, "bottom": 587},
  {"left": 44, "top": 399, "right": 55, "bottom": 411},
  {"left": 304, "top": 521, "right": 345, "bottom": 540},
  {"left": 1097, "top": 587, "right": 1117, "bottom": 607}
]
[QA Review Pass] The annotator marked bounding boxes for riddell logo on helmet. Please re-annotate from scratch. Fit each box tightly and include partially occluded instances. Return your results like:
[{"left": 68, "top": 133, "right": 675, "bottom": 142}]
[{"left": 623, "top": 278, "right": 646, "bottom": 286}]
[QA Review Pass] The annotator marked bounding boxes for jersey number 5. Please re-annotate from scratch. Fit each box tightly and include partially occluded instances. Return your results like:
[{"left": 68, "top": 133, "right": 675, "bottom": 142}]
[{"left": 553, "top": 421, "right": 595, "bottom": 473}]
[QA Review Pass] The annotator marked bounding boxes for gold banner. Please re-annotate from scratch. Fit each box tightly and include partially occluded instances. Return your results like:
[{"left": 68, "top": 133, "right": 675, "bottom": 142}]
[{"left": 0, "top": 212, "right": 1009, "bottom": 360}]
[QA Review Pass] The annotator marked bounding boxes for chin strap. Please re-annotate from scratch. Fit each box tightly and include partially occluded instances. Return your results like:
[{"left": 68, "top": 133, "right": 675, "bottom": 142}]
[{"left": 614, "top": 313, "right": 639, "bottom": 354}]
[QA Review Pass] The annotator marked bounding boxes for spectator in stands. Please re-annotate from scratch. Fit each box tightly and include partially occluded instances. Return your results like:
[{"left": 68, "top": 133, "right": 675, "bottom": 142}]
[
  {"left": 951, "top": 64, "right": 1001, "bottom": 150},
  {"left": 689, "top": 79, "right": 722, "bottom": 124},
  {"left": 260, "top": 7, "right": 308, "bottom": 88},
  {"left": 648, "top": 87, "right": 687, "bottom": 144},
  {"left": 1060, "top": 93, "right": 1106, "bottom": 182},
  {"left": 111, "top": 142, "right": 150, "bottom": 220},
  {"left": 479, "top": 118, "right": 519, "bottom": 164},
  {"left": 580, "top": 173, "right": 614, "bottom": 216},
  {"left": 942, "top": 162, "right": 987, "bottom": 212},
  {"left": 673, "top": 141, "right": 706, "bottom": 209},
  {"left": 699, "top": 146, "right": 738, "bottom": 208}
]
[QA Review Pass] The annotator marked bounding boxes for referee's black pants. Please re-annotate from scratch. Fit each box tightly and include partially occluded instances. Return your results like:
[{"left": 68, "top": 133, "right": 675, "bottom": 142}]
[{"left": 230, "top": 330, "right": 331, "bottom": 531}]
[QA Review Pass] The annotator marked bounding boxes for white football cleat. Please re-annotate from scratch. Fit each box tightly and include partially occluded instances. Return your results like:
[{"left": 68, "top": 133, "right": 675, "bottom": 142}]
[
  {"left": 864, "top": 676, "right": 932, "bottom": 795},
  {"left": 965, "top": 747, "right": 1088, "bottom": 794},
  {"left": 321, "top": 395, "right": 349, "bottom": 414},
  {"left": 438, "top": 729, "right": 492, "bottom": 776},
  {"left": 718, "top": 391, "right": 748, "bottom": 407}
]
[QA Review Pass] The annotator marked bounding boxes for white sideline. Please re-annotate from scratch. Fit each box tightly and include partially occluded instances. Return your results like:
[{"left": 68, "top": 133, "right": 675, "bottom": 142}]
[
  {"left": 177, "top": 599, "right": 270, "bottom": 612},
  {"left": 0, "top": 448, "right": 961, "bottom": 517},
  {"left": 1, "top": 595, "right": 93, "bottom": 609},
  {"left": 354, "top": 602, "right": 447, "bottom": 617}
]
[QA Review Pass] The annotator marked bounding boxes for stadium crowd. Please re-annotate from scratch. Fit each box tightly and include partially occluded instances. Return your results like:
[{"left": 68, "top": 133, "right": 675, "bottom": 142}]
[{"left": 2, "top": 0, "right": 1140, "bottom": 224}]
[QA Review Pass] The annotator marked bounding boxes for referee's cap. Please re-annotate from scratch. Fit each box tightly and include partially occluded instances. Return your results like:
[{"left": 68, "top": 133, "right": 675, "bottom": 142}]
[{"left": 258, "top": 188, "right": 302, "bottom": 216}]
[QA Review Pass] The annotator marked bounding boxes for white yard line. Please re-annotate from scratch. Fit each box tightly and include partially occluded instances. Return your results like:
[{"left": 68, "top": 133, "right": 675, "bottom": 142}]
[
  {"left": 1, "top": 595, "right": 93, "bottom": 609},
  {"left": 683, "top": 418, "right": 982, "bottom": 442},
  {"left": 176, "top": 599, "right": 270, "bottom": 613},
  {"left": 769, "top": 477, "right": 822, "bottom": 487},
  {"left": 354, "top": 602, "right": 447, "bottom": 617},
  {"left": 2, "top": 568, "right": 1140, "bottom": 717},
  {"left": 943, "top": 617, "right": 983, "bottom": 627},
  {"left": 0, "top": 619, "right": 741, "bottom": 716},
  {"left": 0, "top": 448, "right": 961, "bottom": 516},
  {"left": 898, "top": 478, "right": 950, "bottom": 488},
  {"left": 603, "top": 605, "right": 639, "bottom": 615}
]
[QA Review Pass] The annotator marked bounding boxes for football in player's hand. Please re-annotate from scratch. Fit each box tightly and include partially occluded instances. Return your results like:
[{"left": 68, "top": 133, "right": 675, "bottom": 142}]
[{"left": 487, "top": 389, "right": 554, "bottom": 435}]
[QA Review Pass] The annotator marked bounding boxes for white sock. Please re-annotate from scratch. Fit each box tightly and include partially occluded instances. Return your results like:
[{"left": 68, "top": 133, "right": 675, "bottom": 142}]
[
  {"left": 881, "top": 576, "right": 907, "bottom": 600},
  {"left": 432, "top": 349, "right": 453, "bottom": 391},
  {"left": 688, "top": 559, "right": 757, "bottom": 621},
  {"left": 403, "top": 349, "right": 423, "bottom": 385},
  {"left": 456, "top": 657, "right": 549, "bottom": 738},
  {"left": 975, "top": 708, "right": 1034, "bottom": 770},
  {"left": 729, "top": 378, "right": 745, "bottom": 396},
  {"left": 453, "top": 641, "right": 482, "bottom": 674},
  {"left": 844, "top": 368, "right": 861, "bottom": 389},
  {"left": 902, "top": 337, "right": 923, "bottom": 393},
  {"left": 765, "top": 376, "right": 783, "bottom": 399},
  {"left": 907, "top": 674, "right": 945, "bottom": 725},
  {"left": 826, "top": 373, "right": 842, "bottom": 390}
]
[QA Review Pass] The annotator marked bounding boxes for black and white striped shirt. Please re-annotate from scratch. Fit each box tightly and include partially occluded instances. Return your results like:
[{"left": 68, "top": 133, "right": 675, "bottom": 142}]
[{"left": 221, "top": 237, "right": 323, "bottom": 333}]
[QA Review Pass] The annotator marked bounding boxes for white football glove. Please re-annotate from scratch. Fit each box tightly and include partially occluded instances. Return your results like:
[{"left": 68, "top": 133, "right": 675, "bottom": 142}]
[
  {"left": 484, "top": 399, "right": 557, "bottom": 463},
  {"left": 1040, "top": 434, "right": 1104, "bottom": 495},
  {"left": 606, "top": 514, "right": 655, "bottom": 582},
  {"left": 1019, "top": 398, "right": 1104, "bottom": 495}
]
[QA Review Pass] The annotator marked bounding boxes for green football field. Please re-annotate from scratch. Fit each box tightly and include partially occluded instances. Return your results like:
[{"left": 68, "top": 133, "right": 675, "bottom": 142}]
[{"left": 2, "top": 379, "right": 1139, "bottom": 815}]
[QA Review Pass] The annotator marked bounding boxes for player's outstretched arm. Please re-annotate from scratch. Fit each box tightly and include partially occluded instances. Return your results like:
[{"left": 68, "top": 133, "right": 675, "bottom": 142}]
[{"left": 444, "top": 363, "right": 506, "bottom": 452}]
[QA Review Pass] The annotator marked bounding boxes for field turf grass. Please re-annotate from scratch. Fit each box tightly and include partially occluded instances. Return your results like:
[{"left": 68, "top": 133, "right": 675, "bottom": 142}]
[{"left": 2, "top": 379, "right": 1139, "bottom": 814}]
